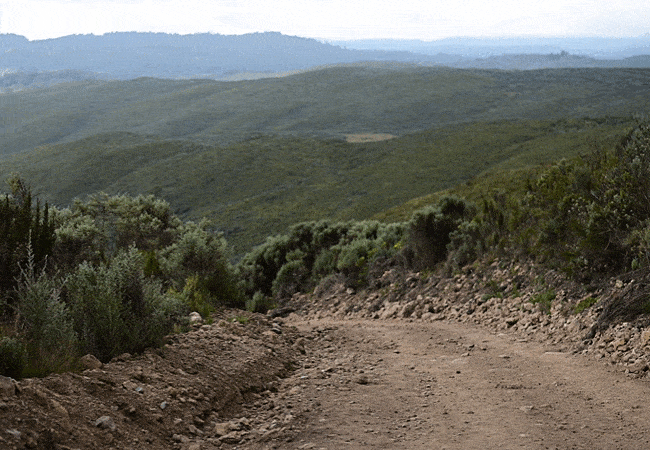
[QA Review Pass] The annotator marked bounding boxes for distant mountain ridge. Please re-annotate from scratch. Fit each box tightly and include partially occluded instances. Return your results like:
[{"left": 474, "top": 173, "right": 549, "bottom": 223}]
[
  {"left": 2, "top": 32, "right": 650, "bottom": 93},
  {"left": 331, "top": 36, "right": 650, "bottom": 59},
  {"left": 0, "top": 32, "right": 433, "bottom": 83}
]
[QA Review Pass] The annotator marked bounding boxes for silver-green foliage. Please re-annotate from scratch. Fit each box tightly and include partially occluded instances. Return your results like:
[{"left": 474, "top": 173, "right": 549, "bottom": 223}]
[
  {"left": 238, "top": 219, "right": 407, "bottom": 300},
  {"left": 158, "top": 219, "right": 243, "bottom": 308},
  {"left": 14, "top": 253, "right": 77, "bottom": 376},
  {"left": 66, "top": 247, "right": 187, "bottom": 362},
  {"left": 53, "top": 192, "right": 182, "bottom": 269}
]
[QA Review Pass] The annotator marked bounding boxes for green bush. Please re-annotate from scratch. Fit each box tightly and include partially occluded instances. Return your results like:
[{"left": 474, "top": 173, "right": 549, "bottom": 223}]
[
  {"left": 407, "top": 196, "right": 475, "bottom": 270},
  {"left": 517, "top": 121, "right": 650, "bottom": 276},
  {"left": 52, "top": 193, "right": 182, "bottom": 270},
  {"left": 574, "top": 296, "right": 598, "bottom": 314},
  {"left": 246, "top": 291, "right": 276, "bottom": 314},
  {"left": 238, "top": 219, "right": 408, "bottom": 299},
  {"left": 0, "top": 336, "right": 27, "bottom": 379},
  {"left": 159, "top": 220, "right": 244, "bottom": 308},
  {"left": 0, "top": 177, "right": 55, "bottom": 307},
  {"left": 66, "top": 247, "right": 187, "bottom": 362},
  {"left": 167, "top": 275, "right": 212, "bottom": 322},
  {"left": 530, "top": 290, "right": 556, "bottom": 315},
  {"left": 0, "top": 188, "right": 250, "bottom": 377},
  {"left": 447, "top": 219, "right": 484, "bottom": 270},
  {"left": 335, "top": 238, "right": 375, "bottom": 287},
  {"left": 14, "top": 252, "right": 78, "bottom": 377},
  {"left": 272, "top": 259, "right": 309, "bottom": 299}
]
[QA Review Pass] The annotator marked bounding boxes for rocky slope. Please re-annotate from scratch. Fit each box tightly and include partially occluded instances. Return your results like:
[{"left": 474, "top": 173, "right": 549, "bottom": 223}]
[
  {"left": 293, "top": 259, "right": 650, "bottom": 378},
  {"left": 0, "top": 311, "right": 304, "bottom": 450}
]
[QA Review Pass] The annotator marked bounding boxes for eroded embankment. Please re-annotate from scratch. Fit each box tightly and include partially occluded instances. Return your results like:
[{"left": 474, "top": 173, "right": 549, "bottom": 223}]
[
  {"left": 0, "top": 311, "right": 303, "bottom": 450},
  {"left": 290, "top": 260, "right": 650, "bottom": 379}
]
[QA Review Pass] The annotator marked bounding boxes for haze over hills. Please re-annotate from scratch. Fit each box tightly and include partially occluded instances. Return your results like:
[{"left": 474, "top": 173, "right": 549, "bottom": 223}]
[
  {"left": 0, "top": 32, "right": 434, "bottom": 86},
  {"left": 2, "top": 32, "right": 650, "bottom": 93},
  {"left": 330, "top": 36, "right": 650, "bottom": 59}
]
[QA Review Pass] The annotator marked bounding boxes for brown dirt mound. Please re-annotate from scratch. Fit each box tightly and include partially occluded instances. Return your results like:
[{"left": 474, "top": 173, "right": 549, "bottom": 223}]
[{"left": 0, "top": 310, "right": 302, "bottom": 450}]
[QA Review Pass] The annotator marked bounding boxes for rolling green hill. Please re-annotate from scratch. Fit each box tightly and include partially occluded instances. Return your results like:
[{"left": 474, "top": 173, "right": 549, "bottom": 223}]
[
  {"left": 1, "top": 65, "right": 648, "bottom": 254},
  {"left": 2, "top": 65, "right": 649, "bottom": 156},
  {"left": 0, "top": 116, "right": 635, "bottom": 255}
]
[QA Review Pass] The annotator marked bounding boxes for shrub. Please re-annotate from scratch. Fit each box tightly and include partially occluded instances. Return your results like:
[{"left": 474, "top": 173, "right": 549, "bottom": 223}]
[
  {"left": 574, "top": 296, "right": 598, "bottom": 314},
  {"left": 0, "top": 336, "right": 27, "bottom": 379},
  {"left": 335, "top": 238, "right": 375, "bottom": 287},
  {"left": 272, "top": 259, "right": 309, "bottom": 299},
  {"left": 0, "top": 177, "right": 55, "bottom": 307},
  {"left": 167, "top": 275, "right": 213, "bottom": 322},
  {"left": 530, "top": 290, "right": 556, "bottom": 315},
  {"left": 541, "top": 122, "right": 650, "bottom": 274},
  {"left": 407, "top": 196, "right": 475, "bottom": 270},
  {"left": 246, "top": 291, "right": 276, "bottom": 314},
  {"left": 66, "top": 247, "right": 187, "bottom": 362},
  {"left": 238, "top": 219, "right": 408, "bottom": 299},
  {"left": 159, "top": 220, "right": 244, "bottom": 308},
  {"left": 14, "top": 250, "right": 78, "bottom": 377},
  {"left": 52, "top": 193, "right": 182, "bottom": 270},
  {"left": 447, "top": 219, "right": 484, "bottom": 271}
]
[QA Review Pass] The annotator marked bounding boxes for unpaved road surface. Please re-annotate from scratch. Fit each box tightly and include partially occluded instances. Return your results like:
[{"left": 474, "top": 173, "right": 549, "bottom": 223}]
[{"left": 244, "top": 318, "right": 650, "bottom": 450}]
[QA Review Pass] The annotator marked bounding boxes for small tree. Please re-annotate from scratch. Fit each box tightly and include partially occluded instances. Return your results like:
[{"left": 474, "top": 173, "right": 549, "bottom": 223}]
[{"left": 0, "top": 176, "right": 55, "bottom": 308}]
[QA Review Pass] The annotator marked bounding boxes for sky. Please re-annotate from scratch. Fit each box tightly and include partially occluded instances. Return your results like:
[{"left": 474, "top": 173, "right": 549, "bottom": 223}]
[{"left": 0, "top": 0, "right": 648, "bottom": 42}]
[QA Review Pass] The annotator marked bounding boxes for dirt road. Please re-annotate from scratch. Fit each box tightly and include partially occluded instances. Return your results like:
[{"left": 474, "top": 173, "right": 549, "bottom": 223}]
[{"left": 244, "top": 317, "right": 650, "bottom": 450}]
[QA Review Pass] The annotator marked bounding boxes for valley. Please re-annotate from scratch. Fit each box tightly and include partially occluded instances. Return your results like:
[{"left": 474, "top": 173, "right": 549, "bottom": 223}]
[{"left": 2, "top": 33, "right": 650, "bottom": 450}]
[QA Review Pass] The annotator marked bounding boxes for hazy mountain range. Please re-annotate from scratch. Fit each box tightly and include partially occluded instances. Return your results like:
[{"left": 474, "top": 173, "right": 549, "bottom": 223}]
[
  {"left": 2, "top": 32, "right": 650, "bottom": 92},
  {"left": 330, "top": 36, "right": 650, "bottom": 59}
]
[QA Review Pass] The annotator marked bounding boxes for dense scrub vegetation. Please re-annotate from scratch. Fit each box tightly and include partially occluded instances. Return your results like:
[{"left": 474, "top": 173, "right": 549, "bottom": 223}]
[
  {"left": 3, "top": 119, "right": 650, "bottom": 380},
  {"left": 238, "top": 119, "right": 650, "bottom": 313},
  {"left": 0, "top": 185, "right": 243, "bottom": 378}
]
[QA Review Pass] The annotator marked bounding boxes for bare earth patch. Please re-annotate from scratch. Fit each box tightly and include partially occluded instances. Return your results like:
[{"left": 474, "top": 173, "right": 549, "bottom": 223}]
[{"left": 345, "top": 133, "right": 396, "bottom": 143}]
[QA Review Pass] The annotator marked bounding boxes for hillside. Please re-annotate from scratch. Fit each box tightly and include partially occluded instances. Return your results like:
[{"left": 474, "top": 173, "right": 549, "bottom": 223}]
[
  {"left": 0, "top": 117, "right": 634, "bottom": 255},
  {"left": 2, "top": 65, "right": 648, "bottom": 253},
  {"left": 2, "top": 65, "right": 649, "bottom": 157}
]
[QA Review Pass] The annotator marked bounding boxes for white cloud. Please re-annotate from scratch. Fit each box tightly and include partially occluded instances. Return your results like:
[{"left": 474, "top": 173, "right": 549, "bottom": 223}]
[{"left": 1, "top": 0, "right": 649, "bottom": 40}]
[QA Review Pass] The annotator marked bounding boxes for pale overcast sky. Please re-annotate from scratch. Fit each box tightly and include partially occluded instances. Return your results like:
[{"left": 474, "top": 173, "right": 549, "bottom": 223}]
[{"left": 0, "top": 0, "right": 648, "bottom": 41}]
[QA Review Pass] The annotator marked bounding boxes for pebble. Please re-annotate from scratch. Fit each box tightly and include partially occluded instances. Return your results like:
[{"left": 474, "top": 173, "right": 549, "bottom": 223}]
[
  {"left": 189, "top": 312, "right": 203, "bottom": 325},
  {"left": 213, "top": 422, "right": 232, "bottom": 436},
  {"left": 172, "top": 433, "right": 190, "bottom": 443},
  {"left": 5, "top": 429, "right": 21, "bottom": 439},
  {"left": 95, "top": 416, "right": 116, "bottom": 431},
  {"left": 0, "top": 377, "right": 16, "bottom": 397},
  {"left": 80, "top": 354, "right": 103, "bottom": 370}
]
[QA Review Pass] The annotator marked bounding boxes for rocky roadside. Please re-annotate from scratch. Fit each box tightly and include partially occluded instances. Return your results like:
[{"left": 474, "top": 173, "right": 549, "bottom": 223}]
[
  {"left": 2, "top": 258, "right": 650, "bottom": 449},
  {"left": 0, "top": 311, "right": 306, "bottom": 450},
  {"left": 289, "top": 259, "right": 650, "bottom": 380}
]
